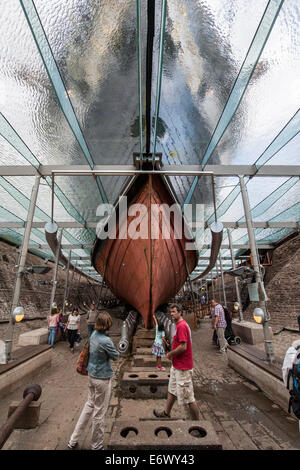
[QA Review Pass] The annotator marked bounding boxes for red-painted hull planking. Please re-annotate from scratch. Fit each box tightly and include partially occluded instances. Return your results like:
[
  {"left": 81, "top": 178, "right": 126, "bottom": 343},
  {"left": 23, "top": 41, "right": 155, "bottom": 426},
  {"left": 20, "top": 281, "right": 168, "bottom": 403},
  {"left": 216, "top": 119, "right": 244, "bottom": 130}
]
[{"left": 92, "top": 175, "right": 198, "bottom": 328}]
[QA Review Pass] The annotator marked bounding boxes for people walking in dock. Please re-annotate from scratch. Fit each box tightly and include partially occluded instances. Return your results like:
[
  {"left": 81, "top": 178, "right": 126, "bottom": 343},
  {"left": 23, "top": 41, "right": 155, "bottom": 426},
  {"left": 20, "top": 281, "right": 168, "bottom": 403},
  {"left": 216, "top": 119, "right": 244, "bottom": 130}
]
[
  {"left": 65, "top": 307, "right": 80, "bottom": 353},
  {"left": 153, "top": 303, "right": 200, "bottom": 421},
  {"left": 47, "top": 307, "right": 59, "bottom": 347},
  {"left": 211, "top": 299, "right": 228, "bottom": 354},
  {"left": 56, "top": 308, "right": 66, "bottom": 341},
  {"left": 68, "top": 311, "right": 119, "bottom": 451}
]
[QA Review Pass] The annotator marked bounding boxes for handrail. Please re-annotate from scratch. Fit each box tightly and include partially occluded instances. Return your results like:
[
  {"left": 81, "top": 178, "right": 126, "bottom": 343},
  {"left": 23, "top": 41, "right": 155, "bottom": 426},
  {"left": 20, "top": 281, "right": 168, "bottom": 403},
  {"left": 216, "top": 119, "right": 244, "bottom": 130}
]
[{"left": 0, "top": 384, "right": 42, "bottom": 449}]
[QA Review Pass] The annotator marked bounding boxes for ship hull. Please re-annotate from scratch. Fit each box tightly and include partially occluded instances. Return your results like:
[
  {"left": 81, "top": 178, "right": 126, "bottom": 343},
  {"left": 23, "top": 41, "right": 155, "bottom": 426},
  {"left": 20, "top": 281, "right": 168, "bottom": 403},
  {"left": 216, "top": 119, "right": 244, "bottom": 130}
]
[{"left": 92, "top": 174, "right": 198, "bottom": 328}]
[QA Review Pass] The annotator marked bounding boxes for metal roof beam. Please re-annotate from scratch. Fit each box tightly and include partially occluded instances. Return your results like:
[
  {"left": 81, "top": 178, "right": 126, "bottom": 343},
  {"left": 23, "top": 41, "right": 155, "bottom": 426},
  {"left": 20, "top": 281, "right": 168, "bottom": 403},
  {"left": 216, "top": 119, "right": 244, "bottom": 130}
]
[
  {"left": 0, "top": 164, "right": 299, "bottom": 177},
  {"left": 1, "top": 221, "right": 298, "bottom": 230},
  {"left": 190, "top": 221, "right": 300, "bottom": 229},
  {"left": 28, "top": 243, "right": 274, "bottom": 250}
]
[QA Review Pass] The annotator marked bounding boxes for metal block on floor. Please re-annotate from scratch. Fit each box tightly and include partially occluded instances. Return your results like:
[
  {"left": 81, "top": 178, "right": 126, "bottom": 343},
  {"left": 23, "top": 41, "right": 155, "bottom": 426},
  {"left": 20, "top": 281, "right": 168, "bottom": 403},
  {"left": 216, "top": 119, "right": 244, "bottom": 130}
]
[
  {"left": 122, "top": 370, "right": 170, "bottom": 398},
  {"left": 7, "top": 401, "right": 41, "bottom": 429},
  {"left": 108, "top": 420, "right": 222, "bottom": 450},
  {"left": 135, "top": 328, "right": 155, "bottom": 340},
  {"left": 18, "top": 328, "right": 49, "bottom": 346},
  {"left": 133, "top": 337, "right": 154, "bottom": 349},
  {"left": 133, "top": 346, "right": 152, "bottom": 355},
  {"left": 133, "top": 355, "right": 169, "bottom": 368},
  {"left": 124, "top": 366, "right": 170, "bottom": 374}
]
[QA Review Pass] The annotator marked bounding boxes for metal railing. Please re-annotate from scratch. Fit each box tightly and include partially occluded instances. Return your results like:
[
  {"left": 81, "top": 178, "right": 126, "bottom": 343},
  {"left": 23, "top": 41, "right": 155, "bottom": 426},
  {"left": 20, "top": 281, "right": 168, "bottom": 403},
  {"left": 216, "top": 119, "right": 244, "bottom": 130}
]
[{"left": 0, "top": 384, "right": 42, "bottom": 449}]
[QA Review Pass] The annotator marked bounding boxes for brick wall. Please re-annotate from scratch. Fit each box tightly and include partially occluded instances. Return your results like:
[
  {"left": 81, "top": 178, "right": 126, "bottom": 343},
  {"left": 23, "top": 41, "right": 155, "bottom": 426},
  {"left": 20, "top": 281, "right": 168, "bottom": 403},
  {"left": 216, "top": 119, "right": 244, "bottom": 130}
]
[{"left": 208, "top": 234, "right": 300, "bottom": 330}]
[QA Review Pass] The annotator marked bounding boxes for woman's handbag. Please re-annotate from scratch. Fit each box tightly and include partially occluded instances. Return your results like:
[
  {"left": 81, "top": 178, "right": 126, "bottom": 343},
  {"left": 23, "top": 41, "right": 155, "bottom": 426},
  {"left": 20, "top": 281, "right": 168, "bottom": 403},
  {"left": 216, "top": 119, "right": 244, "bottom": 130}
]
[{"left": 75, "top": 340, "right": 90, "bottom": 375}]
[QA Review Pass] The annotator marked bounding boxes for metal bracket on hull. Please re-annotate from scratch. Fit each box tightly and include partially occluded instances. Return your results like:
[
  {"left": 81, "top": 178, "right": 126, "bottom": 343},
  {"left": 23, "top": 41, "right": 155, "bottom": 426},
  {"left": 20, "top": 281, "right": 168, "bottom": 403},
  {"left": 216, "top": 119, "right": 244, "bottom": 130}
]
[
  {"left": 133, "top": 152, "right": 162, "bottom": 170},
  {"left": 191, "top": 221, "right": 224, "bottom": 281},
  {"left": 44, "top": 221, "right": 82, "bottom": 276}
]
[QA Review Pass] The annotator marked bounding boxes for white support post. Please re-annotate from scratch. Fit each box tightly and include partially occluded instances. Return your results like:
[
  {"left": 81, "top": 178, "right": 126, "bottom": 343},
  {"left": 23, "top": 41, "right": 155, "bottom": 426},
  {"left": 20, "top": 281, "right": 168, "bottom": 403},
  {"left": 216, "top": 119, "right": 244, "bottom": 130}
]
[
  {"left": 4, "top": 175, "right": 40, "bottom": 363},
  {"left": 62, "top": 250, "right": 72, "bottom": 315},
  {"left": 218, "top": 255, "right": 227, "bottom": 307},
  {"left": 239, "top": 176, "right": 274, "bottom": 364},
  {"left": 49, "top": 229, "right": 63, "bottom": 314}
]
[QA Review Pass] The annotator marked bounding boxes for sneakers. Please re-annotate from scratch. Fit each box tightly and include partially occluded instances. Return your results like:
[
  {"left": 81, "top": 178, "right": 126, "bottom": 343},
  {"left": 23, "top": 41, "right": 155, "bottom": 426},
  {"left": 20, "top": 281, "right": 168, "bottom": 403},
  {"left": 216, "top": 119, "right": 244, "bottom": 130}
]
[
  {"left": 153, "top": 409, "right": 170, "bottom": 418},
  {"left": 67, "top": 441, "right": 78, "bottom": 449},
  {"left": 156, "top": 365, "right": 165, "bottom": 371}
]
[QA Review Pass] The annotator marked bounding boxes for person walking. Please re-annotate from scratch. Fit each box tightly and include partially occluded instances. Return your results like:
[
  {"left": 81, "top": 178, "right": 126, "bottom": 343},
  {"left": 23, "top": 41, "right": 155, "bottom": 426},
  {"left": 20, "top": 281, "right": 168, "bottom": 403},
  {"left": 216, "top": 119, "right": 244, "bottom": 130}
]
[
  {"left": 211, "top": 299, "right": 228, "bottom": 354},
  {"left": 152, "top": 314, "right": 169, "bottom": 371},
  {"left": 153, "top": 303, "right": 199, "bottom": 420},
  {"left": 47, "top": 307, "right": 59, "bottom": 347},
  {"left": 56, "top": 308, "right": 66, "bottom": 341},
  {"left": 87, "top": 303, "right": 98, "bottom": 338},
  {"left": 68, "top": 311, "right": 119, "bottom": 450},
  {"left": 65, "top": 307, "right": 80, "bottom": 353}
]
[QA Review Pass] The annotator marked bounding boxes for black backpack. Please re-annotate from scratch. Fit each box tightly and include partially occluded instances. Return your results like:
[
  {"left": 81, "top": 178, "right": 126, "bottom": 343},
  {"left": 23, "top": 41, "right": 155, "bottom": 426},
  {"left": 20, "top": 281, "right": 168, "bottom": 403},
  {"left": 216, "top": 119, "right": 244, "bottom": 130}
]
[{"left": 287, "top": 346, "right": 300, "bottom": 419}]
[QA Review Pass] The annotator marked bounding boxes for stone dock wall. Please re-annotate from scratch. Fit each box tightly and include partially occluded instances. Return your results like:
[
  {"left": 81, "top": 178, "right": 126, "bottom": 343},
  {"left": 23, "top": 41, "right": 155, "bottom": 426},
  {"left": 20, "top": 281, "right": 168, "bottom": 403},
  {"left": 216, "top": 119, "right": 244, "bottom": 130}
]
[
  {"left": 208, "top": 234, "right": 300, "bottom": 330},
  {"left": 0, "top": 239, "right": 99, "bottom": 321}
]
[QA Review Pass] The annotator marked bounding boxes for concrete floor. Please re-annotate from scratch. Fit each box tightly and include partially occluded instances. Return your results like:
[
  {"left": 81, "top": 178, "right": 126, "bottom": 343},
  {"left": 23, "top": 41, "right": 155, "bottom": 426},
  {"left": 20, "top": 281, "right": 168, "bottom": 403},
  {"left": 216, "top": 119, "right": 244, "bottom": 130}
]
[{"left": 0, "top": 315, "right": 300, "bottom": 450}]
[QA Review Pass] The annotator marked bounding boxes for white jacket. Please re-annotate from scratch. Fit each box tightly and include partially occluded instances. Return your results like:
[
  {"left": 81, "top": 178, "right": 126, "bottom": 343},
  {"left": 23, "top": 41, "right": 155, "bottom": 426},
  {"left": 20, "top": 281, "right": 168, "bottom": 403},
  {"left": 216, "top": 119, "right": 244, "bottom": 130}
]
[{"left": 282, "top": 343, "right": 300, "bottom": 387}]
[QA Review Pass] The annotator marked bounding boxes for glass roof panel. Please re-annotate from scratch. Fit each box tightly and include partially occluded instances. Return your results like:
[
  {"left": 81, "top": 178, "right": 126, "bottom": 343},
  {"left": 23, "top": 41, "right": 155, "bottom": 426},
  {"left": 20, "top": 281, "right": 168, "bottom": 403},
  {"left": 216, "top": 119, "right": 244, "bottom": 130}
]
[
  {"left": 263, "top": 131, "right": 300, "bottom": 166},
  {"left": 208, "top": 0, "right": 300, "bottom": 166},
  {"left": 0, "top": 1, "right": 89, "bottom": 167},
  {"left": 0, "top": 0, "right": 299, "bottom": 269},
  {"left": 33, "top": 0, "right": 141, "bottom": 168},
  {"left": 156, "top": 0, "right": 270, "bottom": 164}
]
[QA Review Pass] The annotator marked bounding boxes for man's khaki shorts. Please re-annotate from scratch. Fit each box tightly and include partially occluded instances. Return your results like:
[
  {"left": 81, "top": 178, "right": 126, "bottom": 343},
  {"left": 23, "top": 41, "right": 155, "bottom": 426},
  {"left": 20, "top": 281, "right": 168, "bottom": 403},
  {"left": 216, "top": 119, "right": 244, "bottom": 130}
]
[{"left": 168, "top": 365, "right": 195, "bottom": 405}]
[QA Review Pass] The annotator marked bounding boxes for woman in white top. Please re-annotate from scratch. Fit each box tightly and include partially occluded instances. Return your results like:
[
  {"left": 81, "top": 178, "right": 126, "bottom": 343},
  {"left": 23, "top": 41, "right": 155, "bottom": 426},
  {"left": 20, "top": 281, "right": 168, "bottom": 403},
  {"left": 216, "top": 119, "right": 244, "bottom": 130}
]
[{"left": 65, "top": 307, "right": 80, "bottom": 353}]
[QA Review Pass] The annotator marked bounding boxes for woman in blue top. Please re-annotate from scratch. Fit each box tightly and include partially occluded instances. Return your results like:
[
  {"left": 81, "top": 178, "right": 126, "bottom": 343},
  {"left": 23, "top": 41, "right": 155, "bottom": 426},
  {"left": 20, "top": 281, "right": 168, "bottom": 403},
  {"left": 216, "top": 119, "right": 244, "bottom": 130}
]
[
  {"left": 152, "top": 314, "right": 169, "bottom": 370},
  {"left": 68, "top": 311, "right": 119, "bottom": 451}
]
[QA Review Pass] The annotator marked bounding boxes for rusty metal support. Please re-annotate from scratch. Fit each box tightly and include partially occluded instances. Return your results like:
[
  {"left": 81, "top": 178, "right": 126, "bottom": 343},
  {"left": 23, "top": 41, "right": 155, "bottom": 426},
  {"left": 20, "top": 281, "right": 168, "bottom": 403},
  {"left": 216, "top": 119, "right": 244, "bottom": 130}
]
[
  {"left": 45, "top": 221, "right": 81, "bottom": 276},
  {"left": 191, "top": 221, "right": 223, "bottom": 281},
  {"left": 118, "top": 310, "right": 139, "bottom": 354},
  {"left": 0, "top": 384, "right": 42, "bottom": 449}
]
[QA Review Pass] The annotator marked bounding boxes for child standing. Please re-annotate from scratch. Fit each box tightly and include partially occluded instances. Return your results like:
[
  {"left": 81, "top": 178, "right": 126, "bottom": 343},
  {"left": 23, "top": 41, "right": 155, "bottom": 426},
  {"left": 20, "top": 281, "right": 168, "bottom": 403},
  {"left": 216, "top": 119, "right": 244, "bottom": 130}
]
[{"left": 152, "top": 314, "right": 168, "bottom": 370}]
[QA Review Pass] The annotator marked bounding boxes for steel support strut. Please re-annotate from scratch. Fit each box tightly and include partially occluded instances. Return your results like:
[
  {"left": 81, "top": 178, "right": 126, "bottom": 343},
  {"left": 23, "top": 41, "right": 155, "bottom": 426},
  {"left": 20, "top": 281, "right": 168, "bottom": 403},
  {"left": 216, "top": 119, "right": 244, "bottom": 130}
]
[
  {"left": 218, "top": 255, "right": 227, "bottom": 307},
  {"left": 49, "top": 229, "right": 63, "bottom": 315},
  {"left": 239, "top": 176, "right": 274, "bottom": 364},
  {"left": 4, "top": 175, "right": 40, "bottom": 363},
  {"left": 227, "top": 228, "right": 244, "bottom": 321},
  {"left": 62, "top": 250, "right": 72, "bottom": 315}
]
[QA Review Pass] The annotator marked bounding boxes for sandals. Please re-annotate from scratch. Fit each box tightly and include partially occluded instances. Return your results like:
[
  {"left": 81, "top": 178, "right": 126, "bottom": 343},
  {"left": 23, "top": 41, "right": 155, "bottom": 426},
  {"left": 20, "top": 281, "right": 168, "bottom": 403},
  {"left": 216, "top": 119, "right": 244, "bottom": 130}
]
[{"left": 67, "top": 441, "right": 78, "bottom": 449}]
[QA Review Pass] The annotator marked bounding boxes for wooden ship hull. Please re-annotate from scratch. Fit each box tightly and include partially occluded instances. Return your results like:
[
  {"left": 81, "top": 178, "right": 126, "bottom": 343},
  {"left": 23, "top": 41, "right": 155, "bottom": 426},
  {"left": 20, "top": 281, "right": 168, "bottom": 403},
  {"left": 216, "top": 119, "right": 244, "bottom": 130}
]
[{"left": 91, "top": 174, "right": 198, "bottom": 328}]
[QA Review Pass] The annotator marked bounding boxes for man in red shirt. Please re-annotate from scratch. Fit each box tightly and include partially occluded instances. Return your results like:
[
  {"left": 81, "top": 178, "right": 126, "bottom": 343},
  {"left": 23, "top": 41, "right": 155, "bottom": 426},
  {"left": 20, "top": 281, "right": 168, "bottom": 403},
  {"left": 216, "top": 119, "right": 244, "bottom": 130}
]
[{"left": 153, "top": 304, "right": 200, "bottom": 420}]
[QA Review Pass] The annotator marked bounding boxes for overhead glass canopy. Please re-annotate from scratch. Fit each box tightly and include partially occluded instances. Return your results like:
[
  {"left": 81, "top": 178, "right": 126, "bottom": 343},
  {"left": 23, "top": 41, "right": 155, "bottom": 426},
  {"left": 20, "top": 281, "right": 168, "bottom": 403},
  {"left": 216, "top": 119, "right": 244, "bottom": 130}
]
[{"left": 0, "top": 0, "right": 299, "bottom": 281}]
